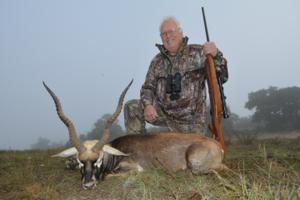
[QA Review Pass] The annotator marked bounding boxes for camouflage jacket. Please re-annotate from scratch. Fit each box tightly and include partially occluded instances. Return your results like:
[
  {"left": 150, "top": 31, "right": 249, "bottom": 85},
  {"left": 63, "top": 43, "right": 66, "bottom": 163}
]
[{"left": 140, "top": 37, "right": 228, "bottom": 124}]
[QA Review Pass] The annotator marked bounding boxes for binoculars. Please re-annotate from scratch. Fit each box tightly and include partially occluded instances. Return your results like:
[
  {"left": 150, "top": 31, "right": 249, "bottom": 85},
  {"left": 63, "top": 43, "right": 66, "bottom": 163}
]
[{"left": 166, "top": 72, "right": 181, "bottom": 100}]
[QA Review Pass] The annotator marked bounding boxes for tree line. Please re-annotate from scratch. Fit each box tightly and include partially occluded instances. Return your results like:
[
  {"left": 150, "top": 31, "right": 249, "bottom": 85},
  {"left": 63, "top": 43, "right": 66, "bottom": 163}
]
[{"left": 31, "top": 86, "right": 300, "bottom": 149}]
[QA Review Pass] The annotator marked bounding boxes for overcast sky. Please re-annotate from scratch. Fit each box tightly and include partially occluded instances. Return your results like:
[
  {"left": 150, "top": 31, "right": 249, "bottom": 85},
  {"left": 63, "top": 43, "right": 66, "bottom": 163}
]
[{"left": 1, "top": 0, "right": 300, "bottom": 149}]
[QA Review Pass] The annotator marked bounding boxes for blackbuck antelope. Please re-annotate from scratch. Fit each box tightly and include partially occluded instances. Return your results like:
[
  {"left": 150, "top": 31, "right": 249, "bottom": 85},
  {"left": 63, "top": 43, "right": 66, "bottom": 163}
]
[{"left": 43, "top": 80, "right": 226, "bottom": 189}]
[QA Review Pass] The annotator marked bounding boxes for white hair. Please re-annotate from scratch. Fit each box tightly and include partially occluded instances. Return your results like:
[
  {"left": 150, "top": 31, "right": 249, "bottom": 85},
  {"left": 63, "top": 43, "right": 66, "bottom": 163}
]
[{"left": 159, "top": 16, "right": 183, "bottom": 34}]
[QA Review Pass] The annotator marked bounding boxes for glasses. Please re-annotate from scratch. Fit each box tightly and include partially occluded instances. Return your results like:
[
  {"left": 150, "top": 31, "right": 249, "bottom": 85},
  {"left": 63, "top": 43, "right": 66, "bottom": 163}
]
[{"left": 160, "top": 27, "right": 178, "bottom": 38}]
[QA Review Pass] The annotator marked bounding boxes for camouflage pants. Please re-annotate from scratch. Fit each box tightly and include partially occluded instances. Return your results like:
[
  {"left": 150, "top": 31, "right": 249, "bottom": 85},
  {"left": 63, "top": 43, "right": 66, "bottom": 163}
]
[{"left": 123, "top": 99, "right": 206, "bottom": 135}]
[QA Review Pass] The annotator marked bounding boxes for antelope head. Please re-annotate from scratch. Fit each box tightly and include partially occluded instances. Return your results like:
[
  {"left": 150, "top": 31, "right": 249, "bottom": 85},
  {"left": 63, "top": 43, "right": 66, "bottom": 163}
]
[{"left": 43, "top": 80, "right": 133, "bottom": 189}]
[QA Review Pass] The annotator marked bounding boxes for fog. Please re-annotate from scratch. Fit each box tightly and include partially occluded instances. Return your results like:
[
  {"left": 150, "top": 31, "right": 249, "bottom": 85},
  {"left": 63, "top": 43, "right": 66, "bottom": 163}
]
[{"left": 1, "top": 0, "right": 300, "bottom": 149}]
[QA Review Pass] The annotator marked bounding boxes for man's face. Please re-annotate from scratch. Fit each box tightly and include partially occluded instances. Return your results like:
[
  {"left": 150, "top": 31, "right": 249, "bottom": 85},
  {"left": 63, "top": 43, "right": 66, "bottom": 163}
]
[{"left": 160, "top": 20, "right": 183, "bottom": 55}]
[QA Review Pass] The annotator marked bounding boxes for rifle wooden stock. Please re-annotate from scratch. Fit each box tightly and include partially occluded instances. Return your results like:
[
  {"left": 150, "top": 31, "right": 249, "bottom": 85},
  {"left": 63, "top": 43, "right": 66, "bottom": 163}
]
[
  {"left": 202, "top": 7, "right": 226, "bottom": 152},
  {"left": 206, "top": 54, "right": 226, "bottom": 152}
]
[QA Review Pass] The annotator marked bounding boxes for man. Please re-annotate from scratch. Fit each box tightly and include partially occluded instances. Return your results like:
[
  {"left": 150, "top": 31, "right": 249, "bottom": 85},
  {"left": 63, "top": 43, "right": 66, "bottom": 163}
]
[{"left": 124, "top": 16, "right": 228, "bottom": 134}]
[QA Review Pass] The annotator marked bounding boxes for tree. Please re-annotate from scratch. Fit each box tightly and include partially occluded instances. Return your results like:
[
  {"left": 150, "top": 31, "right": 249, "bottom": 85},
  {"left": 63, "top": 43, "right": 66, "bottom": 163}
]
[
  {"left": 245, "top": 86, "right": 300, "bottom": 131},
  {"left": 84, "top": 114, "right": 125, "bottom": 141}
]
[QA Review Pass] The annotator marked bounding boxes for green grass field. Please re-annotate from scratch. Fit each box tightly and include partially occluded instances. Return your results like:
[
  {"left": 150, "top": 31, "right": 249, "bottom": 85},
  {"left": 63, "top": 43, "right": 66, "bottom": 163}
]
[{"left": 1, "top": 138, "right": 299, "bottom": 200}]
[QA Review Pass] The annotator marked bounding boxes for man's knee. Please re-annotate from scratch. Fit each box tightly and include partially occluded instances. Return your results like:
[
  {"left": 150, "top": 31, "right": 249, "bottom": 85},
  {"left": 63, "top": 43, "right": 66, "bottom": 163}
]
[
  {"left": 124, "top": 99, "right": 142, "bottom": 118},
  {"left": 124, "top": 99, "right": 146, "bottom": 134}
]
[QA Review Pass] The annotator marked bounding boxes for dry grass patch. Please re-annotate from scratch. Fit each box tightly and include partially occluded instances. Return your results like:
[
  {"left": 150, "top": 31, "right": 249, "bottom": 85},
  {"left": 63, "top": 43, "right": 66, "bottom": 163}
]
[{"left": 0, "top": 137, "right": 299, "bottom": 199}]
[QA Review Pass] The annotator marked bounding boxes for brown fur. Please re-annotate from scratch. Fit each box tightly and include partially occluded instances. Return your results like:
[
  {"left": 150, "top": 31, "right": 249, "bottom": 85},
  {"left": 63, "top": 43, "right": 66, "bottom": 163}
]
[
  {"left": 110, "top": 132, "right": 224, "bottom": 173},
  {"left": 79, "top": 140, "right": 101, "bottom": 160}
]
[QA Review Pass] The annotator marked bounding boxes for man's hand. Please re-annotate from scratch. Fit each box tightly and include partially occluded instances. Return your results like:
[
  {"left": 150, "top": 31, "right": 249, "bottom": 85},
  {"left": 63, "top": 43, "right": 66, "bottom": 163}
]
[
  {"left": 144, "top": 105, "right": 158, "bottom": 123},
  {"left": 203, "top": 41, "right": 218, "bottom": 57}
]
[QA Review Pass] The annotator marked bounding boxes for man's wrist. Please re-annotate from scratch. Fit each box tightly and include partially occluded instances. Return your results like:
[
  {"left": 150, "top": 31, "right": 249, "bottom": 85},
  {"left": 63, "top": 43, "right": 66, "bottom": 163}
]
[{"left": 213, "top": 50, "right": 222, "bottom": 59}]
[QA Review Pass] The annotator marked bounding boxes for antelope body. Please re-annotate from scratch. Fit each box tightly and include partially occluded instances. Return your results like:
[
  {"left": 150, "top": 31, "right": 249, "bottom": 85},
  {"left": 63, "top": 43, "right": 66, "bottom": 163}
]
[{"left": 43, "top": 80, "right": 225, "bottom": 189}]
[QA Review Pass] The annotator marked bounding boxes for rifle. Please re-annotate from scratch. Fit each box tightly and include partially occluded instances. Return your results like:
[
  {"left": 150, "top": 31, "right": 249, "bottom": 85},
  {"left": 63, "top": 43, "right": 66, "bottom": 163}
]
[{"left": 201, "top": 7, "right": 228, "bottom": 152}]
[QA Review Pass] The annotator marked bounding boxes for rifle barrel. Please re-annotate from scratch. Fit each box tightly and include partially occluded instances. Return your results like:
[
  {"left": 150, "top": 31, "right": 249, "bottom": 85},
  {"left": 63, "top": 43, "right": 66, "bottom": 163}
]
[{"left": 201, "top": 7, "right": 210, "bottom": 42}]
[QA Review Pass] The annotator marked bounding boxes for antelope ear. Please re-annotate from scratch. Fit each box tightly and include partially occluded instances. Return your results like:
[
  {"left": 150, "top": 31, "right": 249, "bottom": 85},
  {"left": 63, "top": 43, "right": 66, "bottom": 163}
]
[
  {"left": 51, "top": 147, "right": 78, "bottom": 157},
  {"left": 103, "top": 145, "right": 129, "bottom": 156}
]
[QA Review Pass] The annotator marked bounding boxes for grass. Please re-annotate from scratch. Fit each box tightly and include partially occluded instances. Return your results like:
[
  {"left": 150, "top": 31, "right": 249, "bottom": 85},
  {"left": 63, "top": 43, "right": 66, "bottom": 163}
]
[{"left": 0, "top": 138, "right": 299, "bottom": 200}]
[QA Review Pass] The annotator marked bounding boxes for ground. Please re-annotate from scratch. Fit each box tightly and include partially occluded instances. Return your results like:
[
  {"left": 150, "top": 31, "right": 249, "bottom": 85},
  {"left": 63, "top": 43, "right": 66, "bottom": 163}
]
[{"left": 1, "top": 133, "right": 300, "bottom": 199}]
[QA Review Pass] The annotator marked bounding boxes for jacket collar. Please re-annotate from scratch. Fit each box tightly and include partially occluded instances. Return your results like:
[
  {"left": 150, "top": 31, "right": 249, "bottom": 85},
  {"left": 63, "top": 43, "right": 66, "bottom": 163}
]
[{"left": 155, "top": 36, "right": 189, "bottom": 57}]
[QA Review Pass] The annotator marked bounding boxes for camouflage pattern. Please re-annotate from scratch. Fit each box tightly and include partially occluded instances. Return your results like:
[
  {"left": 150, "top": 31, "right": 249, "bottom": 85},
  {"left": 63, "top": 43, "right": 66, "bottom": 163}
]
[
  {"left": 124, "top": 37, "right": 228, "bottom": 134},
  {"left": 124, "top": 99, "right": 147, "bottom": 134},
  {"left": 124, "top": 99, "right": 206, "bottom": 134}
]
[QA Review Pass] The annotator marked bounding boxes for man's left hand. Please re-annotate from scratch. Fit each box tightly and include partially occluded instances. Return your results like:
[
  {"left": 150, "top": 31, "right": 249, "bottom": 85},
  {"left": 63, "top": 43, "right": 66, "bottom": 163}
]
[{"left": 203, "top": 42, "right": 218, "bottom": 57}]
